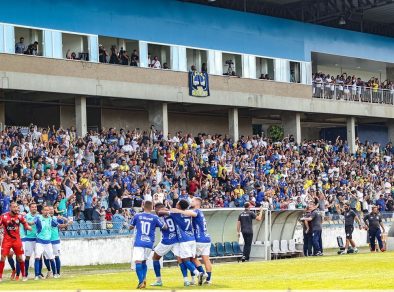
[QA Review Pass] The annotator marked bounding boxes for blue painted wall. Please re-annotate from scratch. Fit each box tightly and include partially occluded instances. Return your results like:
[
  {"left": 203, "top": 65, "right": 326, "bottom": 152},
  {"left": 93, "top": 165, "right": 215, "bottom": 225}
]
[{"left": 1, "top": 0, "right": 394, "bottom": 62}]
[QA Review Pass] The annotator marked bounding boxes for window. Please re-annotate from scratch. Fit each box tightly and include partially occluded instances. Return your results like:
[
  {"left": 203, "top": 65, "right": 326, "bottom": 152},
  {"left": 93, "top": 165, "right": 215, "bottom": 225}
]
[
  {"left": 148, "top": 44, "right": 171, "bottom": 69},
  {"left": 222, "top": 53, "right": 242, "bottom": 77},
  {"left": 62, "top": 33, "right": 88, "bottom": 60},
  {"left": 186, "top": 48, "right": 207, "bottom": 72},
  {"left": 14, "top": 26, "right": 43, "bottom": 56},
  {"left": 290, "top": 61, "right": 301, "bottom": 83},
  {"left": 256, "top": 57, "right": 274, "bottom": 80}
]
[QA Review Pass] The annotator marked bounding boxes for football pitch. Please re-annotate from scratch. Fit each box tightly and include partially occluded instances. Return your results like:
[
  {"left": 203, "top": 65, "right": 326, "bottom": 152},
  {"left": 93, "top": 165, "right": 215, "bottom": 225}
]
[{"left": 0, "top": 251, "right": 393, "bottom": 291}]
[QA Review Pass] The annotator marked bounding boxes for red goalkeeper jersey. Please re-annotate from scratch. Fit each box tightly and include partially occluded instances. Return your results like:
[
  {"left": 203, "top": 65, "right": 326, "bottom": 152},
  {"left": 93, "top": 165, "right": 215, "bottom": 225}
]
[{"left": 0, "top": 212, "right": 29, "bottom": 242}]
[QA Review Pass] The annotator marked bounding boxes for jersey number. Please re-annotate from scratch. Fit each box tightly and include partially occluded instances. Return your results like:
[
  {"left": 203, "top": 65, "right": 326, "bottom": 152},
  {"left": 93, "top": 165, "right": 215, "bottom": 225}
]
[
  {"left": 141, "top": 222, "right": 151, "bottom": 235},
  {"left": 165, "top": 218, "right": 176, "bottom": 232},
  {"left": 185, "top": 218, "right": 191, "bottom": 230}
]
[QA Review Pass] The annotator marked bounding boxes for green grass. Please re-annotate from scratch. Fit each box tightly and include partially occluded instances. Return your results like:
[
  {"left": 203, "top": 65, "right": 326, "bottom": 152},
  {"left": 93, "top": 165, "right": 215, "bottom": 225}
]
[{"left": 0, "top": 252, "right": 393, "bottom": 290}]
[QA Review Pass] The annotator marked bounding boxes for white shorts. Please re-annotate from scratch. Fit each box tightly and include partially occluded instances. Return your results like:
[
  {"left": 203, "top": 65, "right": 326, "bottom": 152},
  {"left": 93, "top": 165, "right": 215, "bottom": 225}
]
[
  {"left": 178, "top": 241, "right": 196, "bottom": 259},
  {"left": 35, "top": 243, "right": 54, "bottom": 260},
  {"left": 154, "top": 242, "right": 179, "bottom": 257},
  {"left": 196, "top": 242, "right": 211, "bottom": 257},
  {"left": 132, "top": 246, "right": 152, "bottom": 262},
  {"left": 52, "top": 243, "right": 61, "bottom": 257},
  {"left": 24, "top": 241, "right": 36, "bottom": 257}
]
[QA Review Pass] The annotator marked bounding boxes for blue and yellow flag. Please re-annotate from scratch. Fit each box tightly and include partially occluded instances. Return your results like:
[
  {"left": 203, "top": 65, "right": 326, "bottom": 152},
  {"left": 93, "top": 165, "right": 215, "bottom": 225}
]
[{"left": 189, "top": 71, "right": 210, "bottom": 97}]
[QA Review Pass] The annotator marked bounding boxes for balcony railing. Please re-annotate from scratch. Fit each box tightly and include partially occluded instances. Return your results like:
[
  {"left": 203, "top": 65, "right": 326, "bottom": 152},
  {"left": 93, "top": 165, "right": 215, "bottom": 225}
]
[{"left": 312, "top": 82, "right": 394, "bottom": 105}]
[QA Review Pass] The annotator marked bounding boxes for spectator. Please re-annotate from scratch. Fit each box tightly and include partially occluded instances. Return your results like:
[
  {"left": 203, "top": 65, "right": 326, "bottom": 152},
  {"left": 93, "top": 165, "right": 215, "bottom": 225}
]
[
  {"left": 15, "top": 37, "right": 26, "bottom": 54},
  {"left": 25, "top": 41, "right": 39, "bottom": 56},
  {"left": 120, "top": 50, "right": 129, "bottom": 65},
  {"left": 130, "top": 50, "right": 139, "bottom": 66},
  {"left": 99, "top": 44, "right": 108, "bottom": 63},
  {"left": 109, "top": 45, "right": 120, "bottom": 64},
  {"left": 151, "top": 56, "right": 161, "bottom": 69}
]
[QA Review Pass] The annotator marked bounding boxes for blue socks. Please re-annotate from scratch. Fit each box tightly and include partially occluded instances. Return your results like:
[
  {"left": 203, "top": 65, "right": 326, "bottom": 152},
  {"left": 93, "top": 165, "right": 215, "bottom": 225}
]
[
  {"left": 25, "top": 258, "right": 30, "bottom": 276},
  {"left": 141, "top": 262, "right": 147, "bottom": 280},
  {"left": 34, "top": 258, "right": 41, "bottom": 277},
  {"left": 7, "top": 257, "right": 15, "bottom": 270},
  {"left": 207, "top": 271, "right": 212, "bottom": 281},
  {"left": 55, "top": 256, "right": 61, "bottom": 275},
  {"left": 197, "top": 265, "right": 205, "bottom": 273},
  {"left": 49, "top": 260, "right": 56, "bottom": 275},
  {"left": 179, "top": 262, "right": 188, "bottom": 277},
  {"left": 44, "top": 258, "right": 51, "bottom": 271},
  {"left": 184, "top": 260, "right": 197, "bottom": 275},
  {"left": 153, "top": 260, "right": 161, "bottom": 278},
  {"left": 39, "top": 258, "right": 43, "bottom": 274},
  {"left": 135, "top": 263, "right": 144, "bottom": 284}
]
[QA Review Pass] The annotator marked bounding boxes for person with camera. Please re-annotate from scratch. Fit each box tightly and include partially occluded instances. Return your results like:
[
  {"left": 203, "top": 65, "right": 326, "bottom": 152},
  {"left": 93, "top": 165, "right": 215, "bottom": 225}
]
[
  {"left": 236, "top": 203, "right": 263, "bottom": 262},
  {"left": 363, "top": 205, "right": 386, "bottom": 252},
  {"left": 338, "top": 202, "right": 362, "bottom": 255}
]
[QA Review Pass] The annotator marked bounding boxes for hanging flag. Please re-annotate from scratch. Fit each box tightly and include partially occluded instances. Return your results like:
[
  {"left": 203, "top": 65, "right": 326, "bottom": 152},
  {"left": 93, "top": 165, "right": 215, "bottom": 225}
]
[{"left": 189, "top": 71, "right": 210, "bottom": 97}]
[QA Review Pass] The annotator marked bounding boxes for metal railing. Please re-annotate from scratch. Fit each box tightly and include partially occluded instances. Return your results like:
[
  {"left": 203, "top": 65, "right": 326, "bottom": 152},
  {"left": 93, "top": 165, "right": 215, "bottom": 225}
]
[{"left": 312, "top": 82, "right": 394, "bottom": 105}]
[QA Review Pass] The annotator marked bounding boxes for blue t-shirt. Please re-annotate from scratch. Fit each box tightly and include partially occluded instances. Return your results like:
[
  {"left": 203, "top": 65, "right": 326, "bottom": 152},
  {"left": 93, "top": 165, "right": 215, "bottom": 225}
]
[
  {"left": 131, "top": 213, "right": 164, "bottom": 249},
  {"left": 160, "top": 216, "right": 178, "bottom": 245},
  {"left": 192, "top": 209, "right": 211, "bottom": 243},
  {"left": 170, "top": 213, "right": 195, "bottom": 243}
]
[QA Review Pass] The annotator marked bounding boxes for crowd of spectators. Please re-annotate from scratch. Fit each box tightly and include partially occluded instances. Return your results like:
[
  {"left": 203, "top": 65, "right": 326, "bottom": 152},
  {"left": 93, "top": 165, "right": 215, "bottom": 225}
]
[
  {"left": 312, "top": 72, "right": 394, "bottom": 103},
  {"left": 15, "top": 37, "right": 39, "bottom": 56},
  {"left": 0, "top": 125, "right": 393, "bottom": 229}
]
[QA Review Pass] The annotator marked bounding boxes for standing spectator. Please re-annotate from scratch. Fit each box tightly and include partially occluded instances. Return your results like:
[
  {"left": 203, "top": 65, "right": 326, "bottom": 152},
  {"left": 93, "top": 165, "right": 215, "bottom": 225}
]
[
  {"left": 120, "top": 50, "right": 129, "bottom": 65},
  {"left": 301, "top": 208, "right": 313, "bottom": 256},
  {"left": 364, "top": 206, "right": 386, "bottom": 252},
  {"left": 109, "top": 45, "right": 120, "bottom": 64},
  {"left": 151, "top": 56, "right": 161, "bottom": 69},
  {"left": 130, "top": 50, "right": 139, "bottom": 67},
  {"left": 99, "top": 207, "right": 106, "bottom": 230},
  {"left": 236, "top": 203, "right": 263, "bottom": 262},
  {"left": 15, "top": 37, "right": 26, "bottom": 54},
  {"left": 302, "top": 204, "right": 323, "bottom": 256},
  {"left": 99, "top": 44, "right": 108, "bottom": 63}
]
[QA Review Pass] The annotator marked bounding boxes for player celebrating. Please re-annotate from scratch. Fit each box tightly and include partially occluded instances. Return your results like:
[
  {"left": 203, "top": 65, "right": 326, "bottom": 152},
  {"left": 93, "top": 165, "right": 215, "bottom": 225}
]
[
  {"left": 165, "top": 200, "right": 203, "bottom": 286},
  {"left": 150, "top": 203, "right": 179, "bottom": 287},
  {"left": 0, "top": 201, "right": 32, "bottom": 282},
  {"left": 22, "top": 203, "right": 39, "bottom": 278},
  {"left": 130, "top": 201, "right": 166, "bottom": 289},
  {"left": 49, "top": 206, "right": 68, "bottom": 278},
  {"left": 339, "top": 202, "right": 362, "bottom": 255},
  {"left": 33, "top": 206, "right": 59, "bottom": 280}
]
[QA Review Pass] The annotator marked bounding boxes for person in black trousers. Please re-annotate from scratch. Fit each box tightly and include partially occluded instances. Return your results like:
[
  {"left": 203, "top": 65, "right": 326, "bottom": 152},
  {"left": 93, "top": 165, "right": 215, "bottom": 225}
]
[
  {"left": 301, "top": 208, "right": 313, "bottom": 256},
  {"left": 237, "top": 203, "right": 263, "bottom": 262}
]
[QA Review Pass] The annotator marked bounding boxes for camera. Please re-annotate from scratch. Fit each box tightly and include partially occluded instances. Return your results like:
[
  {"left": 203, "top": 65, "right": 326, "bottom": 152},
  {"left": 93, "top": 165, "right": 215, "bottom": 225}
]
[{"left": 225, "top": 60, "right": 234, "bottom": 65}]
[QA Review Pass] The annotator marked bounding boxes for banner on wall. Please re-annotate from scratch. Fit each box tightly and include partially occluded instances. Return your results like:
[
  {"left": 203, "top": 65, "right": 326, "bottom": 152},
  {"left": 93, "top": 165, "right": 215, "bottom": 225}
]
[{"left": 189, "top": 71, "right": 210, "bottom": 97}]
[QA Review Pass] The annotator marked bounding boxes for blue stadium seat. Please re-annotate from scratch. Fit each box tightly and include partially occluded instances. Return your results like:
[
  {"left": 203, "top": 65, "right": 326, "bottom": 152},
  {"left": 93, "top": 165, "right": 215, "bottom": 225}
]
[
  {"left": 94, "top": 230, "right": 101, "bottom": 236},
  {"left": 87, "top": 230, "right": 95, "bottom": 237},
  {"left": 80, "top": 230, "right": 88, "bottom": 237},
  {"left": 163, "top": 251, "right": 175, "bottom": 261},
  {"left": 216, "top": 242, "right": 224, "bottom": 257},
  {"left": 70, "top": 221, "right": 80, "bottom": 231},
  {"left": 86, "top": 221, "right": 93, "bottom": 230},
  {"left": 210, "top": 243, "right": 217, "bottom": 257},
  {"left": 101, "top": 230, "right": 109, "bottom": 236},
  {"left": 79, "top": 221, "right": 87, "bottom": 230},
  {"left": 224, "top": 242, "right": 234, "bottom": 256},
  {"left": 70, "top": 231, "right": 79, "bottom": 238},
  {"left": 232, "top": 241, "right": 243, "bottom": 255}
]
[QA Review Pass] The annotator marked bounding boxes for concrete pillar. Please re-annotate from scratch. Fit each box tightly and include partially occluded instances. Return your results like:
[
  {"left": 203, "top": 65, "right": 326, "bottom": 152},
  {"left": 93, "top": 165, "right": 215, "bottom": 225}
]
[
  {"left": 282, "top": 112, "right": 301, "bottom": 144},
  {"left": 0, "top": 102, "right": 5, "bottom": 130},
  {"left": 59, "top": 105, "right": 76, "bottom": 130},
  {"left": 387, "top": 119, "right": 394, "bottom": 143},
  {"left": 228, "top": 108, "right": 239, "bottom": 141},
  {"left": 148, "top": 102, "right": 168, "bottom": 137},
  {"left": 346, "top": 116, "right": 356, "bottom": 154},
  {"left": 386, "top": 67, "right": 394, "bottom": 82},
  {"left": 75, "top": 96, "right": 87, "bottom": 137}
]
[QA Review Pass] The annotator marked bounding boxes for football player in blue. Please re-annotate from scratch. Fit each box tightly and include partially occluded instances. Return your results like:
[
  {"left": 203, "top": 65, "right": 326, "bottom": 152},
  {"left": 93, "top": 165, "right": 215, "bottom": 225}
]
[
  {"left": 150, "top": 203, "right": 179, "bottom": 287},
  {"left": 130, "top": 201, "right": 166, "bottom": 289}
]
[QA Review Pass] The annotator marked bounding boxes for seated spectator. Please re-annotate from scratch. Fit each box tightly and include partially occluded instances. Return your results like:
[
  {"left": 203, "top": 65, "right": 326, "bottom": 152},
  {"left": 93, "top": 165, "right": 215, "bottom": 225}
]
[
  {"left": 162, "top": 62, "right": 169, "bottom": 70},
  {"left": 150, "top": 56, "right": 161, "bottom": 69},
  {"left": 130, "top": 49, "right": 139, "bottom": 66},
  {"left": 259, "top": 74, "right": 265, "bottom": 80},
  {"left": 25, "top": 41, "right": 39, "bottom": 56},
  {"left": 15, "top": 37, "right": 26, "bottom": 54}
]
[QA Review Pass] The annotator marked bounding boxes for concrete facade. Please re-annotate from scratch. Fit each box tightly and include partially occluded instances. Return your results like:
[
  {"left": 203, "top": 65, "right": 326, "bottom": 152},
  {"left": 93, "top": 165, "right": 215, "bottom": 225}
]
[
  {"left": 282, "top": 112, "right": 301, "bottom": 144},
  {"left": 388, "top": 119, "right": 394, "bottom": 143},
  {"left": 347, "top": 117, "right": 356, "bottom": 154},
  {"left": 228, "top": 108, "right": 239, "bottom": 140},
  {"left": 75, "top": 96, "right": 87, "bottom": 137},
  {"left": 148, "top": 102, "right": 168, "bottom": 137},
  {"left": 59, "top": 105, "right": 76, "bottom": 130}
]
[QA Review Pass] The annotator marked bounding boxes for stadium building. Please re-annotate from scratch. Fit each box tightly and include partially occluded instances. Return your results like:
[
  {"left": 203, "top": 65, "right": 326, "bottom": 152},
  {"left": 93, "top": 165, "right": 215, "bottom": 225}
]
[{"left": 0, "top": 0, "right": 394, "bottom": 149}]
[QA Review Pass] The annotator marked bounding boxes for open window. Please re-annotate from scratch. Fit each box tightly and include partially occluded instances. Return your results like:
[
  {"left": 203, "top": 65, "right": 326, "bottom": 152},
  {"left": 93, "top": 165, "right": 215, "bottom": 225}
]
[
  {"left": 186, "top": 48, "right": 207, "bottom": 72},
  {"left": 290, "top": 61, "right": 301, "bottom": 83},
  {"left": 98, "top": 36, "right": 139, "bottom": 65},
  {"left": 256, "top": 57, "right": 274, "bottom": 80},
  {"left": 62, "top": 33, "right": 88, "bottom": 60},
  {"left": 148, "top": 44, "right": 171, "bottom": 69},
  {"left": 222, "top": 53, "right": 242, "bottom": 77},
  {"left": 14, "top": 26, "right": 43, "bottom": 56}
]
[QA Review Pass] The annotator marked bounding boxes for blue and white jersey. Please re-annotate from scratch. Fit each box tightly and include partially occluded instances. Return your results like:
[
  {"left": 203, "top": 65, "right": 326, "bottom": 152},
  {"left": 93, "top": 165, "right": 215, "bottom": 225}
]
[
  {"left": 160, "top": 216, "right": 178, "bottom": 245},
  {"left": 170, "top": 213, "right": 195, "bottom": 243},
  {"left": 131, "top": 213, "right": 164, "bottom": 249},
  {"left": 192, "top": 209, "right": 211, "bottom": 243}
]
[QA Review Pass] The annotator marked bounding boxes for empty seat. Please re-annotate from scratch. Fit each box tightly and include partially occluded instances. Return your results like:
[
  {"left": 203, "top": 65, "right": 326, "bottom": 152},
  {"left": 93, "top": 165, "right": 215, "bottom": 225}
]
[
  {"left": 79, "top": 221, "right": 87, "bottom": 230},
  {"left": 216, "top": 242, "right": 224, "bottom": 257},
  {"left": 280, "top": 240, "right": 291, "bottom": 257},
  {"left": 85, "top": 221, "right": 93, "bottom": 230},
  {"left": 210, "top": 243, "right": 218, "bottom": 257},
  {"left": 94, "top": 230, "right": 101, "bottom": 236},
  {"left": 271, "top": 240, "right": 285, "bottom": 259},
  {"left": 70, "top": 231, "right": 79, "bottom": 238},
  {"left": 232, "top": 241, "right": 243, "bottom": 255},
  {"left": 87, "top": 230, "right": 95, "bottom": 237},
  {"left": 70, "top": 221, "right": 80, "bottom": 231},
  {"left": 288, "top": 239, "right": 303, "bottom": 257},
  {"left": 224, "top": 242, "right": 234, "bottom": 256},
  {"left": 163, "top": 251, "right": 175, "bottom": 261},
  {"left": 80, "top": 230, "right": 88, "bottom": 237}
]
